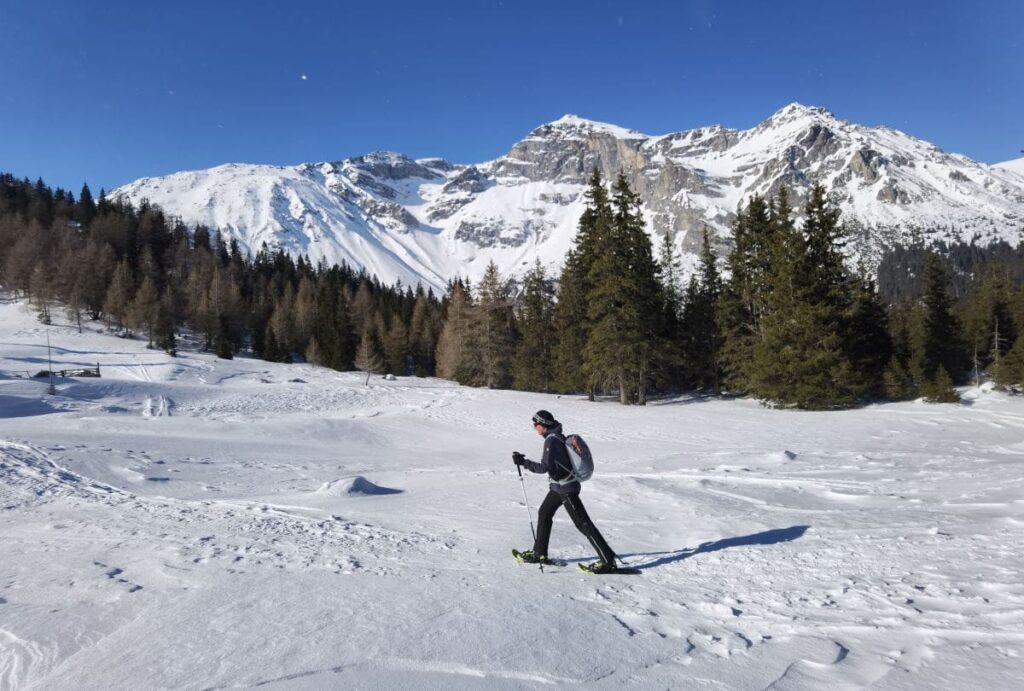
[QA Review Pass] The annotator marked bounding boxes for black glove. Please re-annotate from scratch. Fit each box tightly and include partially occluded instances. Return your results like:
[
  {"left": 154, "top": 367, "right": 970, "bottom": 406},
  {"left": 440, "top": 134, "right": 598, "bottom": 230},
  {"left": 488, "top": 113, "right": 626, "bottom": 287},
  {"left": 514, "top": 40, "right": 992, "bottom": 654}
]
[{"left": 512, "top": 451, "right": 526, "bottom": 466}]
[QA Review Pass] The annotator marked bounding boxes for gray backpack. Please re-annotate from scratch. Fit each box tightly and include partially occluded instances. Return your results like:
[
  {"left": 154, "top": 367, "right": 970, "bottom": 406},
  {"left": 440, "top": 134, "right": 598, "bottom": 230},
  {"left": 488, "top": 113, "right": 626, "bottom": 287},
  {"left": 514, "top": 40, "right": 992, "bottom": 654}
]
[{"left": 556, "top": 433, "right": 594, "bottom": 484}]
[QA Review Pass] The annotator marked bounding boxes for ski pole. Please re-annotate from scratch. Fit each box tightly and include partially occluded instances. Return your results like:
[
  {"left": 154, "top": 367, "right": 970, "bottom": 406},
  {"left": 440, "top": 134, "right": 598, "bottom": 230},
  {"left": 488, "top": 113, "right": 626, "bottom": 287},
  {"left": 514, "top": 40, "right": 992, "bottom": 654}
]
[{"left": 516, "top": 464, "right": 543, "bottom": 572}]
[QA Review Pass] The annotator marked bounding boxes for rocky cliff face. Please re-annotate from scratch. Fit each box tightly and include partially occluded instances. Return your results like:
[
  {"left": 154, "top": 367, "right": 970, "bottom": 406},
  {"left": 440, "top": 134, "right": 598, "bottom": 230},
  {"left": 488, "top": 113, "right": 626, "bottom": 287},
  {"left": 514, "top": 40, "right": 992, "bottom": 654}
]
[{"left": 112, "top": 105, "right": 1024, "bottom": 291}]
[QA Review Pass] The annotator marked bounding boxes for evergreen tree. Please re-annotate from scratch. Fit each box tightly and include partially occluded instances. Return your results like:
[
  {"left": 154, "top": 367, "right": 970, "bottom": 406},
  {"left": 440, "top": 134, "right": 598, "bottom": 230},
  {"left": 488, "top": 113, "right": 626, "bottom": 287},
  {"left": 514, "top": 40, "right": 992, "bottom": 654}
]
[
  {"left": 681, "top": 227, "right": 722, "bottom": 391},
  {"left": 921, "top": 252, "right": 967, "bottom": 382},
  {"left": 883, "top": 356, "right": 917, "bottom": 400},
  {"left": 584, "top": 173, "right": 662, "bottom": 404},
  {"left": 923, "top": 365, "right": 960, "bottom": 403},
  {"left": 513, "top": 260, "right": 556, "bottom": 391},
  {"left": 994, "top": 333, "right": 1024, "bottom": 390},
  {"left": 154, "top": 288, "right": 178, "bottom": 355},
  {"left": 312, "top": 282, "right": 354, "bottom": 371},
  {"left": 262, "top": 324, "right": 284, "bottom": 362},
  {"left": 718, "top": 195, "right": 773, "bottom": 391},
  {"left": 78, "top": 183, "right": 96, "bottom": 227},
  {"left": 552, "top": 169, "right": 612, "bottom": 397},
  {"left": 747, "top": 187, "right": 857, "bottom": 409},
  {"left": 214, "top": 319, "right": 234, "bottom": 359},
  {"left": 843, "top": 278, "right": 892, "bottom": 398},
  {"left": 551, "top": 252, "right": 590, "bottom": 394},
  {"left": 658, "top": 228, "right": 683, "bottom": 322},
  {"left": 655, "top": 228, "right": 684, "bottom": 390}
]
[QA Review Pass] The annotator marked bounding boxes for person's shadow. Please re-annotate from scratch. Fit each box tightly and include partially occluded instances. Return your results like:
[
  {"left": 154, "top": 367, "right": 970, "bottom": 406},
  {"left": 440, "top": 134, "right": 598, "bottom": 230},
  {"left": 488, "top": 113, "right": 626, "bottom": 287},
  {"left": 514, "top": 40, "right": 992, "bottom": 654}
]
[{"left": 622, "top": 525, "right": 810, "bottom": 570}]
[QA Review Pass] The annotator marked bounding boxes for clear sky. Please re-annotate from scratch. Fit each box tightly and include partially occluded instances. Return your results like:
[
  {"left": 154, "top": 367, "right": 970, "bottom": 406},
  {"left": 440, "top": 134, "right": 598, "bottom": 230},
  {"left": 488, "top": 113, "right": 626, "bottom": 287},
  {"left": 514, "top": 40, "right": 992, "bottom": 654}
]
[{"left": 1, "top": 0, "right": 1021, "bottom": 195}]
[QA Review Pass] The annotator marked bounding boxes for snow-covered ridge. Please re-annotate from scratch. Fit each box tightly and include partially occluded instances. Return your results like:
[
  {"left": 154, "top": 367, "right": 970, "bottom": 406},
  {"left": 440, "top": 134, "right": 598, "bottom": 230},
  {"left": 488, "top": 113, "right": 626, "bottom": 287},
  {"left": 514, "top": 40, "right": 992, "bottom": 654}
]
[
  {"left": 995, "top": 157, "right": 1024, "bottom": 179},
  {"left": 112, "top": 104, "right": 1024, "bottom": 290}
]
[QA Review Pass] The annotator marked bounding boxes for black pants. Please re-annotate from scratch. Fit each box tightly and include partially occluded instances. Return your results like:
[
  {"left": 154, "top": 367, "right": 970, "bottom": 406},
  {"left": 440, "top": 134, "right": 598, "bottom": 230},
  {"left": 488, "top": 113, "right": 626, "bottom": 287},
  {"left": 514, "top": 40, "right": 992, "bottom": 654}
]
[{"left": 533, "top": 490, "right": 616, "bottom": 564}]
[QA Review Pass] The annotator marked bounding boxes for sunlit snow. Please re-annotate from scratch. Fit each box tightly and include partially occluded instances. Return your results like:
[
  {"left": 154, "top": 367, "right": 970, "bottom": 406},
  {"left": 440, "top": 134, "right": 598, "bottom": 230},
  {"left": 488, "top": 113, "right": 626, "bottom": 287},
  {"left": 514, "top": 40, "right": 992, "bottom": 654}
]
[{"left": 2, "top": 299, "right": 1023, "bottom": 689}]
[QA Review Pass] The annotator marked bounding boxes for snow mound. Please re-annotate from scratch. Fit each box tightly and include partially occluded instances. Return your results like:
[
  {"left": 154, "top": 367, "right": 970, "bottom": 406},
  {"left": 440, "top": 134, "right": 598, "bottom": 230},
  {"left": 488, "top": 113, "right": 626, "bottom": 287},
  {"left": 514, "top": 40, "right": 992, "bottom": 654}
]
[
  {"left": 764, "top": 450, "right": 799, "bottom": 463},
  {"left": 318, "top": 476, "right": 403, "bottom": 496}
]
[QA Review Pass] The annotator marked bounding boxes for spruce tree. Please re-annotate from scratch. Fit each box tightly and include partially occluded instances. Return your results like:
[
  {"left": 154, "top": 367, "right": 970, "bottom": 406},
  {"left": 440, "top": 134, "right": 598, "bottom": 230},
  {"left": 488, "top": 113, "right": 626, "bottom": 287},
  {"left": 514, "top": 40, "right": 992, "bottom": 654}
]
[
  {"left": 923, "top": 365, "right": 960, "bottom": 403},
  {"left": 844, "top": 278, "right": 892, "bottom": 398},
  {"left": 921, "top": 252, "right": 966, "bottom": 383},
  {"left": 78, "top": 183, "right": 96, "bottom": 227},
  {"left": 262, "top": 324, "right": 284, "bottom": 362},
  {"left": 681, "top": 227, "right": 722, "bottom": 391},
  {"left": 552, "top": 169, "right": 612, "bottom": 397},
  {"left": 513, "top": 260, "right": 556, "bottom": 391},
  {"left": 551, "top": 252, "right": 590, "bottom": 394},
  {"left": 155, "top": 288, "right": 178, "bottom": 356},
  {"left": 584, "top": 173, "right": 662, "bottom": 404},
  {"left": 994, "top": 333, "right": 1024, "bottom": 390},
  {"left": 747, "top": 187, "right": 856, "bottom": 409},
  {"left": 214, "top": 319, "right": 234, "bottom": 359},
  {"left": 655, "top": 229, "right": 685, "bottom": 390},
  {"left": 883, "top": 356, "right": 916, "bottom": 400},
  {"left": 718, "top": 195, "right": 773, "bottom": 391}
]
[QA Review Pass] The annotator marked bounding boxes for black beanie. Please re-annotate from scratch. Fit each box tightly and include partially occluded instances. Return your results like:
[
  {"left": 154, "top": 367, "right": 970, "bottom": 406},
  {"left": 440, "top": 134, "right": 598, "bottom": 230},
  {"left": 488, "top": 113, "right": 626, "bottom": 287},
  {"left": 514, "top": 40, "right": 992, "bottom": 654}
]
[{"left": 532, "top": 410, "right": 557, "bottom": 427}]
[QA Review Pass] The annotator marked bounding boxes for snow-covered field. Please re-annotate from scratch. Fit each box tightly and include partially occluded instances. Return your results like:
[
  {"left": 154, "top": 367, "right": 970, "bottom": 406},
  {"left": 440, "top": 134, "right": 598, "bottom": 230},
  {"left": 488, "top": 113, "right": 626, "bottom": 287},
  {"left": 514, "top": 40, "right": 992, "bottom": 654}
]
[{"left": 2, "top": 298, "right": 1023, "bottom": 690}]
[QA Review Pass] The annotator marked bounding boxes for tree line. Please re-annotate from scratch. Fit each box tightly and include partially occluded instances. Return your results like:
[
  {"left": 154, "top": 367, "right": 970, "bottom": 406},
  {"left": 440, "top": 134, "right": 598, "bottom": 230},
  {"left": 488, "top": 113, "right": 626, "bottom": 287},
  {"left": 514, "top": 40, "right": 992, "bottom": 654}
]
[
  {"left": 432, "top": 170, "right": 1024, "bottom": 406},
  {"left": 0, "top": 173, "right": 447, "bottom": 376},
  {"left": 2, "top": 171, "right": 1024, "bottom": 408}
]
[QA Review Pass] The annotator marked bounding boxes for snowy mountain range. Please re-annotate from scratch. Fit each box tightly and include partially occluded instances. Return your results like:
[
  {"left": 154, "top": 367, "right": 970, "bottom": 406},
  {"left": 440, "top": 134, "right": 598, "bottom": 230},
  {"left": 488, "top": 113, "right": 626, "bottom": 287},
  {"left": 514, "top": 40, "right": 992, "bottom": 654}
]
[{"left": 112, "top": 104, "right": 1024, "bottom": 291}]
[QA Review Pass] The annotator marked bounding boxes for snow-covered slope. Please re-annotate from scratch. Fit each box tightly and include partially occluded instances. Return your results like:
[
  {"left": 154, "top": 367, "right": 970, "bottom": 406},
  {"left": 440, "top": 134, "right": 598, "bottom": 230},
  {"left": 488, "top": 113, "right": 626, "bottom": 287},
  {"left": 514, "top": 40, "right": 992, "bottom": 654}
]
[
  {"left": 995, "top": 156, "right": 1024, "bottom": 179},
  {"left": 2, "top": 299, "right": 1024, "bottom": 688},
  {"left": 112, "top": 105, "right": 1024, "bottom": 290}
]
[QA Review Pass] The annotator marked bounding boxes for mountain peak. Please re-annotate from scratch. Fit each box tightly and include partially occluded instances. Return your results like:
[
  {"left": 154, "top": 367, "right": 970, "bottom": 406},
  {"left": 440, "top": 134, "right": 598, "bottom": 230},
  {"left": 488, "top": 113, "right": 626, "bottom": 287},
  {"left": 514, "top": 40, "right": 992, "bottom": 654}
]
[
  {"left": 111, "top": 104, "right": 1024, "bottom": 292},
  {"left": 536, "top": 114, "right": 647, "bottom": 139},
  {"left": 767, "top": 102, "right": 836, "bottom": 123}
]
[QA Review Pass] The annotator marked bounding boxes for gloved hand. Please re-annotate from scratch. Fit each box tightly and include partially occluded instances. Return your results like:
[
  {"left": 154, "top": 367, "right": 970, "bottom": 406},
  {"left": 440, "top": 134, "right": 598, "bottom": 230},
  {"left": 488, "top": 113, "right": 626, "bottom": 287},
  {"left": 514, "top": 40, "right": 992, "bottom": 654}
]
[{"left": 512, "top": 451, "right": 526, "bottom": 466}]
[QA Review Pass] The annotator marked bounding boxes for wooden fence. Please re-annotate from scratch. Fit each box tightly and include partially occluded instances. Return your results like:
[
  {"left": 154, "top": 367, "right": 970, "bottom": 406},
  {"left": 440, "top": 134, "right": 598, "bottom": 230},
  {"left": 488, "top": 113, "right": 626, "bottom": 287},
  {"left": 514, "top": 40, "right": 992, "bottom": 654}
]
[{"left": 2, "top": 364, "right": 101, "bottom": 379}]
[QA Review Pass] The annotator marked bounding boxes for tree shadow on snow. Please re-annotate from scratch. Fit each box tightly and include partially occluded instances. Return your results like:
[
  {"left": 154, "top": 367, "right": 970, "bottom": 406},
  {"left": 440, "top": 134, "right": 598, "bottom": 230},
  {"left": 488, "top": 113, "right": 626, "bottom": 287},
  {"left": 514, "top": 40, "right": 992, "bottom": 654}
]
[
  {"left": 0, "top": 394, "right": 60, "bottom": 418},
  {"left": 623, "top": 525, "right": 810, "bottom": 571}
]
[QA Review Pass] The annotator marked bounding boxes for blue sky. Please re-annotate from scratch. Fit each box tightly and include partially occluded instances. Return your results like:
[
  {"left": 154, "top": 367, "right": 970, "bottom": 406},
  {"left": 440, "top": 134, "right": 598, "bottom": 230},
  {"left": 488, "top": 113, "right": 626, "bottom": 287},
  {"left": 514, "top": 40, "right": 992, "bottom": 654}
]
[{"left": 1, "top": 0, "right": 1021, "bottom": 194}]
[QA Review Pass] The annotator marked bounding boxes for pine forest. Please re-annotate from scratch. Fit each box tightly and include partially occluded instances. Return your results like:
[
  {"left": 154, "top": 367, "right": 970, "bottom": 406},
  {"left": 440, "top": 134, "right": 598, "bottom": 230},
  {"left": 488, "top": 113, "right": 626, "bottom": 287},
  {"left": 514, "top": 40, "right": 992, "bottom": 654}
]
[{"left": 3, "top": 170, "right": 1024, "bottom": 410}]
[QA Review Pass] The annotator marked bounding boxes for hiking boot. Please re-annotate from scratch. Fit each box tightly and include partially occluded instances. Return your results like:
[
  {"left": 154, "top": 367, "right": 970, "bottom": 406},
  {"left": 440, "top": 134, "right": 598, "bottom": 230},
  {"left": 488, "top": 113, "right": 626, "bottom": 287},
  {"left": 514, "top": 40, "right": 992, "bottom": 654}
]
[
  {"left": 517, "top": 550, "right": 549, "bottom": 564},
  {"left": 581, "top": 560, "right": 617, "bottom": 574}
]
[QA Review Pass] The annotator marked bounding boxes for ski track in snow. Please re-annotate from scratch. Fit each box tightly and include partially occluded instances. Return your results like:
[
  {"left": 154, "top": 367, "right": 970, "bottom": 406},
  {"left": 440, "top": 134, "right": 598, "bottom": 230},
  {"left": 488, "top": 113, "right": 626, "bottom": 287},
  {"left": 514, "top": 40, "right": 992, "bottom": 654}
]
[{"left": 1, "top": 301, "right": 1024, "bottom": 689}]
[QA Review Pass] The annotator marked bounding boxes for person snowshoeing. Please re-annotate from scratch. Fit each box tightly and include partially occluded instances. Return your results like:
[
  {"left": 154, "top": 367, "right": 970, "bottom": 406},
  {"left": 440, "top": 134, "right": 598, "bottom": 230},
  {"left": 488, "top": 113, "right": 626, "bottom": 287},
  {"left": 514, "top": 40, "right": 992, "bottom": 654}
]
[{"left": 513, "top": 409, "right": 618, "bottom": 574}]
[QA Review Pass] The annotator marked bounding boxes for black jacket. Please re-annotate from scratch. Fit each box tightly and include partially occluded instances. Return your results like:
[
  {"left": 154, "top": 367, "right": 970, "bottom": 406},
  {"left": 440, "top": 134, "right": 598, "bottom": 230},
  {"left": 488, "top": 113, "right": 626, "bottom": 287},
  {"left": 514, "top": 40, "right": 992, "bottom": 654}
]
[{"left": 522, "top": 424, "right": 581, "bottom": 495}]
